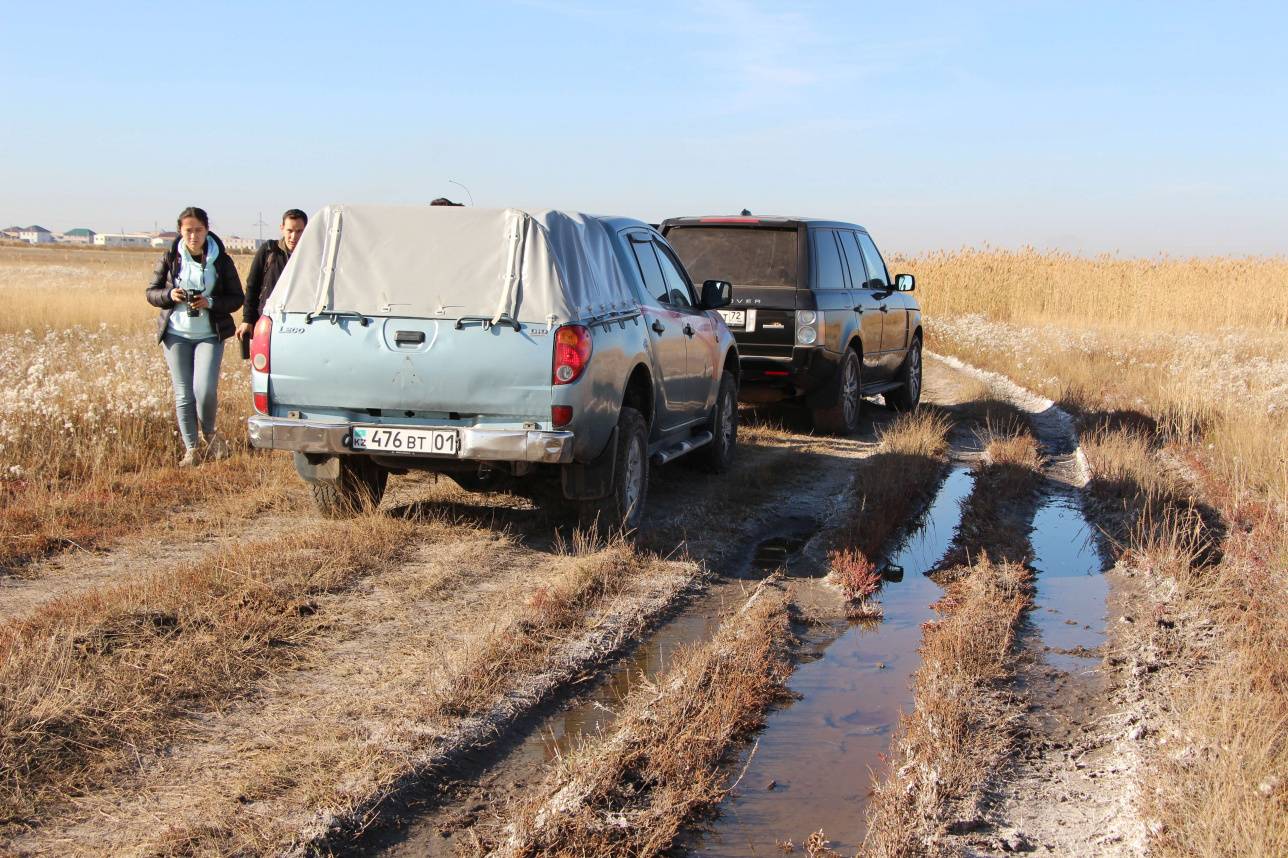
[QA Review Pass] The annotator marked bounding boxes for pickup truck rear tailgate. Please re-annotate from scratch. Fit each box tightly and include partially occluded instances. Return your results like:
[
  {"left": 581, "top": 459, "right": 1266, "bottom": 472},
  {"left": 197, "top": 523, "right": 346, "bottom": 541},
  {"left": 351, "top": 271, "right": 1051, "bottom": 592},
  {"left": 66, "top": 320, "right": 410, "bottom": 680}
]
[{"left": 267, "top": 313, "right": 553, "bottom": 419}]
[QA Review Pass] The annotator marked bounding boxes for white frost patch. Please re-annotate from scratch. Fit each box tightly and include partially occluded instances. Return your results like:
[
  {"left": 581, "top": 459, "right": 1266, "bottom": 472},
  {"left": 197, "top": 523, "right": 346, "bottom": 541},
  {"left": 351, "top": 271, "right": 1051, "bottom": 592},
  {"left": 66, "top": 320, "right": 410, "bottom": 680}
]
[{"left": 927, "top": 349, "right": 1090, "bottom": 487}]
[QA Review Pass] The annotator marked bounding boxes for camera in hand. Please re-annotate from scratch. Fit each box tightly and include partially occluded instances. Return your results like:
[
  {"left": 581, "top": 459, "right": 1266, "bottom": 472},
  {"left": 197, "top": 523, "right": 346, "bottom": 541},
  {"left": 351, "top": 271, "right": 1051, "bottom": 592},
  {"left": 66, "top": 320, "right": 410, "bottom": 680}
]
[{"left": 186, "top": 287, "right": 205, "bottom": 317}]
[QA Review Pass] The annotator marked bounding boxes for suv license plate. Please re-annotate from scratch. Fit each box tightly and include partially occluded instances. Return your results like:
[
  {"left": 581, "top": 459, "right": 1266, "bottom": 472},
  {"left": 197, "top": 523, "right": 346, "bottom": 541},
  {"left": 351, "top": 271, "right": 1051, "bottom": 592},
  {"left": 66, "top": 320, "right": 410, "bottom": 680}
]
[
  {"left": 352, "top": 426, "right": 460, "bottom": 456},
  {"left": 718, "top": 309, "right": 746, "bottom": 328}
]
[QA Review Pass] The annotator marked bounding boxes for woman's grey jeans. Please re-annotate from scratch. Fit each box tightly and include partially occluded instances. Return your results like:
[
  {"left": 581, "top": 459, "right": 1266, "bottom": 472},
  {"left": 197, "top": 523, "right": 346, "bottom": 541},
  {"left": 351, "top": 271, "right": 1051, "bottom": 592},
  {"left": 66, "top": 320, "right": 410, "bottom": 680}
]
[{"left": 162, "top": 333, "right": 224, "bottom": 450}]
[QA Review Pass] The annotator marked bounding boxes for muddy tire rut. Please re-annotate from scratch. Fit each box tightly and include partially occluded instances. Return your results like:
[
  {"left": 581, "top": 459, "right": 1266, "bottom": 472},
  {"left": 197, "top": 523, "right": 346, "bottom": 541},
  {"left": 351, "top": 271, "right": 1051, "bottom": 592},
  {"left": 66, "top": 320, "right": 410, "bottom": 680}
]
[
  {"left": 0, "top": 376, "right": 903, "bottom": 856},
  {"left": 1, "top": 356, "right": 1131, "bottom": 857}
]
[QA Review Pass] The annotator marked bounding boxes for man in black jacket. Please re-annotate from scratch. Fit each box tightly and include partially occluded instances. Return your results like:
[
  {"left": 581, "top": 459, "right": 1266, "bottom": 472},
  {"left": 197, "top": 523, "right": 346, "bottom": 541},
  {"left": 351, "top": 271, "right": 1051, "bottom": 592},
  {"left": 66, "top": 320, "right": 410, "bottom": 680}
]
[{"left": 237, "top": 208, "right": 307, "bottom": 341}]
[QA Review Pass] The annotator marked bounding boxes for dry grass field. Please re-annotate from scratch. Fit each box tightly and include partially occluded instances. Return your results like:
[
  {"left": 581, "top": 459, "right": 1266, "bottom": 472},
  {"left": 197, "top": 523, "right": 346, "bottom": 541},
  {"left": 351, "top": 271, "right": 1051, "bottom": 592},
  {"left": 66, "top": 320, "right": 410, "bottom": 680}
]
[
  {"left": 1, "top": 242, "right": 1285, "bottom": 856},
  {"left": 890, "top": 247, "right": 1288, "bottom": 857},
  {"left": 0, "top": 245, "right": 266, "bottom": 570}
]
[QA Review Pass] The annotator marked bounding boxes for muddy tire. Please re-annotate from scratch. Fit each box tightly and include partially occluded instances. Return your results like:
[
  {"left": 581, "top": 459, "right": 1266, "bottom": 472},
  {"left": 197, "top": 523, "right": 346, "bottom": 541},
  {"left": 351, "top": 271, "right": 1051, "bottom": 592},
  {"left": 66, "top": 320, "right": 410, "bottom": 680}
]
[
  {"left": 578, "top": 407, "right": 649, "bottom": 537},
  {"left": 310, "top": 457, "right": 388, "bottom": 517},
  {"left": 885, "top": 336, "right": 922, "bottom": 412},
  {"left": 810, "top": 349, "right": 862, "bottom": 435},
  {"left": 694, "top": 371, "right": 738, "bottom": 473}
]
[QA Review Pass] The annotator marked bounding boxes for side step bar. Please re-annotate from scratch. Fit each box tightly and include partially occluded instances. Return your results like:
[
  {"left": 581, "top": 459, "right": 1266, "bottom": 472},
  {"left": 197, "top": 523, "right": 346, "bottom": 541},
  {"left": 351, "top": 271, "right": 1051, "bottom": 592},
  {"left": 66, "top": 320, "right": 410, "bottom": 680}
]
[
  {"left": 651, "top": 430, "right": 713, "bottom": 465},
  {"left": 861, "top": 380, "right": 903, "bottom": 396}
]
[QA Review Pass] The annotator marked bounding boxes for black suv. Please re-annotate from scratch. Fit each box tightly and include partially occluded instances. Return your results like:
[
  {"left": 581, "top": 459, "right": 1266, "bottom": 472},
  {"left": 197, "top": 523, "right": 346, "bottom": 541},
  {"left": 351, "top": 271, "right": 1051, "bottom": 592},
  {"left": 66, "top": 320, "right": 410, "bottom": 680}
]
[{"left": 660, "top": 216, "right": 921, "bottom": 434}]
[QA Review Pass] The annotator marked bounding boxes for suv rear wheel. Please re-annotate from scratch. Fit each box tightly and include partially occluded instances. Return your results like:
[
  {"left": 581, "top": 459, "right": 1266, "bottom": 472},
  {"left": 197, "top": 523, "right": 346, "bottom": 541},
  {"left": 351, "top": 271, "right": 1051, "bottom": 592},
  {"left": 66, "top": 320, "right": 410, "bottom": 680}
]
[
  {"left": 885, "top": 336, "right": 922, "bottom": 412},
  {"left": 310, "top": 456, "right": 388, "bottom": 517},
  {"left": 579, "top": 406, "right": 649, "bottom": 536},
  {"left": 694, "top": 371, "right": 738, "bottom": 473},
  {"left": 811, "top": 349, "right": 862, "bottom": 435}
]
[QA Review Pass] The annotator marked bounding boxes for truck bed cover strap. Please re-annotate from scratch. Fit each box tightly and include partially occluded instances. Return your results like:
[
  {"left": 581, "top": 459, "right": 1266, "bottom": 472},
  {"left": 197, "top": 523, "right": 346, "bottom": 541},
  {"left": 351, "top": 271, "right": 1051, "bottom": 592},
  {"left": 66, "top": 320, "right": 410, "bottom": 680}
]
[{"left": 311, "top": 206, "right": 344, "bottom": 318}]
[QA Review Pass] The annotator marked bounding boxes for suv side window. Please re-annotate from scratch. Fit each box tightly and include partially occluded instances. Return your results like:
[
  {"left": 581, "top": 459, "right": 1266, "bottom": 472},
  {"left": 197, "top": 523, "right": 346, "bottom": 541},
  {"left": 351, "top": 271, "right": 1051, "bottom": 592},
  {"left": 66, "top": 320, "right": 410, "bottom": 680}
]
[
  {"left": 653, "top": 242, "right": 697, "bottom": 308},
  {"left": 811, "top": 229, "right": 849, "bottom": 290},
  {"left": 838, "top": 231, "right": 870, "bottom": 289},
  {"left": 629, "top": 236, "right": 669, "bottom": 304},
  {"left": 856, "top": 232, "right": 890, "bottom": 289}
]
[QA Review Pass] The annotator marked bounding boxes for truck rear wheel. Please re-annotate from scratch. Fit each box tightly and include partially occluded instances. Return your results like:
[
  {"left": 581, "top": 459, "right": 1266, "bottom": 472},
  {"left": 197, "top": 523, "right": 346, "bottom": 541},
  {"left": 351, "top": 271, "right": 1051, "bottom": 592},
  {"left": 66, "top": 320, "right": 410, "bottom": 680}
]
[
  {"left": 579, "top": 407, "right": 649, "bottom": 536},
  {"left": 309, "top": 456, "right": 388, "bottom": 517},
  {"left": 810, "top": 349, "right": 862, "bottom": 435}
]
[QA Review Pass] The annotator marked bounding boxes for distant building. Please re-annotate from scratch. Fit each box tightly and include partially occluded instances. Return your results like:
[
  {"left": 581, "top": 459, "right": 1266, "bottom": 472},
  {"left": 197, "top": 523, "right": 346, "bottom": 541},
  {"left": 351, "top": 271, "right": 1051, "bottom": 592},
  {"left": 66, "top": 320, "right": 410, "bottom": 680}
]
[
  {"left": 150, "top": 231, "right": 178, "bottom": 248},
  {"left": 224, "top": 236, "right": 266, "bottom": 253},
  {"left": 58, "top": 228, "right": 96, "bottom": 244},
  {"left": 93, "top": 232, "right": 151, "bottom": 248},
  {"left": 17, "top": 225, "right": 54, "bottom": 245}
]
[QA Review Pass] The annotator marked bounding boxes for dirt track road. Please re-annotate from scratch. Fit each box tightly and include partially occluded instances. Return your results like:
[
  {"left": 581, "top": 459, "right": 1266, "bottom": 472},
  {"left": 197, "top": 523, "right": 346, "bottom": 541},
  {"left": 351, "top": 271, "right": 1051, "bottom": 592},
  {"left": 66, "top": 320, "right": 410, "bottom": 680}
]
[{"left": 1, "top": 357, "right": 1134, "bottom": 856}]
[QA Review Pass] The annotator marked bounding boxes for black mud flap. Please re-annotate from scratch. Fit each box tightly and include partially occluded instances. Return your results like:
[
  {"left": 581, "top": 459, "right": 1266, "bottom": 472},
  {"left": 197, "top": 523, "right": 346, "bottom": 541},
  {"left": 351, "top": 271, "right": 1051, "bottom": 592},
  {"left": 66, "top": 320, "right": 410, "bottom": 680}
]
[
  {"left": 560, "top": 427, "right": 618, "bottom": 501},
  {"left": 294, "top": 452, "right": 341, "bottom": 484}
]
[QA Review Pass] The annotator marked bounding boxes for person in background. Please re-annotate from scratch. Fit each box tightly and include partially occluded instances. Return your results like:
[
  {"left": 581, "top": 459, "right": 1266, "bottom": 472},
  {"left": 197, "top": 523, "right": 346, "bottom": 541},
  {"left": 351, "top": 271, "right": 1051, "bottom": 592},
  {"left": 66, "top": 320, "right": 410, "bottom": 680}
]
[
  {"left": 146, "top": 206, "right": 245, "bottom": 467},
  {"left": 238, "top": 208, "right": 307, "bottom": 341}
]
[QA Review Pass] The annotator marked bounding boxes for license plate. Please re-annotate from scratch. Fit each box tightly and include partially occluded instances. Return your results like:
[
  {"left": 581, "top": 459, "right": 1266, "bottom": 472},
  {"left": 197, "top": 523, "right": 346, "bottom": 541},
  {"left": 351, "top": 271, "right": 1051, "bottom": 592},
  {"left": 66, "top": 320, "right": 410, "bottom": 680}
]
[
  {"left": 718, "top": 309, "right": 746, "bottom": 328},
  {"left": 351, "top": 426, "right": 460, "bottom": 456}
]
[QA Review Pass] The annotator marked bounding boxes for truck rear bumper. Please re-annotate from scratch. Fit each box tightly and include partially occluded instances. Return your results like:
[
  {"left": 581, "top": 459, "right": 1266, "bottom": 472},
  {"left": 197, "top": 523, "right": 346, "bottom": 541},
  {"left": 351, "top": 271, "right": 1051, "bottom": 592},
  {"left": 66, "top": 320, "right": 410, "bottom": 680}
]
[{"left": 246, "top": 417, "right": 575, "bottom": 464}]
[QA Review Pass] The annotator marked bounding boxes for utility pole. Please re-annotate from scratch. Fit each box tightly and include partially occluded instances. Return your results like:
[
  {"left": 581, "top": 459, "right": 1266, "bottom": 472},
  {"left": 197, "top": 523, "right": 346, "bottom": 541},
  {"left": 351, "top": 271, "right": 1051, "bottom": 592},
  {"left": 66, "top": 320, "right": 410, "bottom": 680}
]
[{"left": 253, "top": 211, "right": 268, "bottom": 241}]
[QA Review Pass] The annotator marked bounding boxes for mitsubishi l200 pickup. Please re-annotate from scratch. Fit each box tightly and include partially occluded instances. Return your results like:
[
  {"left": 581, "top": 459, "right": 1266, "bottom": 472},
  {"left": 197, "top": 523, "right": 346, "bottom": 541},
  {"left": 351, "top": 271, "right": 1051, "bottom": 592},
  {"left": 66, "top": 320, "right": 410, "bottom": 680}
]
[
  {"left": 661, "top": 216, "right": 921, "bottom": 435},
  {"left": 246, "top": 205, "right": 739, "bottom": 533}
]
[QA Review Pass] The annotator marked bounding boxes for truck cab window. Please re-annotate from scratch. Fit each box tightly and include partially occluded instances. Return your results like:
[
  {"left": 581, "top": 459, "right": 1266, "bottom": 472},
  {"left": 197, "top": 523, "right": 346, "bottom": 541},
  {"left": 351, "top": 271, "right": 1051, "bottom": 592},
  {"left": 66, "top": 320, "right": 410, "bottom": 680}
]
[
  {"left": 654, "top": 243, "right": 697, "bottom": 308},
  {"left": 630, "top": 237, "right": 669, "bottom": 305}
]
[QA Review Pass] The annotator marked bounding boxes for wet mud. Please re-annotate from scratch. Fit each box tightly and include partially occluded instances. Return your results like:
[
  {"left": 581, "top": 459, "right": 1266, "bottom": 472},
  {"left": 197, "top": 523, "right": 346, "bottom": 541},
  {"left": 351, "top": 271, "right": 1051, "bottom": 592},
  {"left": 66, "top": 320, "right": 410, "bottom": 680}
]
[
  {"left": 690, "top": 466, "right": 975, "bottom": 855},
  {"left": 352, "top": 368, "right": 1113, "bottom": 857},
  {"left": 694, "top": 485, "right": 1108, "bottom": 855}
]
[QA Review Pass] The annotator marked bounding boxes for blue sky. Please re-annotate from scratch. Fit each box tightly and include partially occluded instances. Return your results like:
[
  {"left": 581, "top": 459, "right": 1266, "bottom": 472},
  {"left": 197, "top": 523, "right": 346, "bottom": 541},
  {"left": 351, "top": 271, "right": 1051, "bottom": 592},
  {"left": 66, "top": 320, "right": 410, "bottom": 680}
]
[{"left": 2, "top": 1, "right": 1285, "bottom": 255}]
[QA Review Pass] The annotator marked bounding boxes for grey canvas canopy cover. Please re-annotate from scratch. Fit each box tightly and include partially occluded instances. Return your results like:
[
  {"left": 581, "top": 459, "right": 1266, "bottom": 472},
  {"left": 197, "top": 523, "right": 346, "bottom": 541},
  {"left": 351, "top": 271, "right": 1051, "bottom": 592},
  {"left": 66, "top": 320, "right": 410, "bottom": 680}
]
[{"left": 265, "top": 205, "right": 637, "bottom": 324}]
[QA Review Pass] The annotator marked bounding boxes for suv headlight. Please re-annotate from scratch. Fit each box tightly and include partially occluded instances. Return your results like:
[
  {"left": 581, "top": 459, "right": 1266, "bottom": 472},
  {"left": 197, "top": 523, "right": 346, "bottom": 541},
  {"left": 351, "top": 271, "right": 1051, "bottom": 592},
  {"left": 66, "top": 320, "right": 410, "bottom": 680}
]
[
  {"left": 798, "top": 310, "right": 817, "bottom": 325},
  {"left": 797, "top": 325, "right": 818, "bottom": 345}
]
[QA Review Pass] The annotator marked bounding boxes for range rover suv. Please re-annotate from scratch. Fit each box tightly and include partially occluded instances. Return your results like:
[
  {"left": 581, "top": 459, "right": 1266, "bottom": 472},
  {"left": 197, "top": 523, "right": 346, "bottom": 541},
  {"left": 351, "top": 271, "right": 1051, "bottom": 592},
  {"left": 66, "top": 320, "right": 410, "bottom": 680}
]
[{"left": 660, "top": 215, "right": 922, "bottom": 434}]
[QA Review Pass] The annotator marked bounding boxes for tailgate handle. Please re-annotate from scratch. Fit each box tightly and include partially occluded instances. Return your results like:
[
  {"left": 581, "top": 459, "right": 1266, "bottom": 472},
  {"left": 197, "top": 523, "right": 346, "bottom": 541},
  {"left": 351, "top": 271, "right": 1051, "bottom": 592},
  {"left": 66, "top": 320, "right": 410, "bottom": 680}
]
[{"left": 395, "top": 330, "right": 426, "bottom": 346}]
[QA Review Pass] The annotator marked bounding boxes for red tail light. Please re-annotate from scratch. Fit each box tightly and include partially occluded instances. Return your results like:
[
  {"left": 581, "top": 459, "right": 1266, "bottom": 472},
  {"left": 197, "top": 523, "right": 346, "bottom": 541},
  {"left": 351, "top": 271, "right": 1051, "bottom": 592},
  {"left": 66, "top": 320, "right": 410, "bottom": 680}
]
[
  {"left": 251, "top": 316, "right": 272, "bottom": 414},
  {"left": 552, "top": 405, "right": 573, "bottom": 427},
  {"left": 251, "top": 316, "right": 272, "bottom": 372},
  {"left": 552, "top": 325, "right": 591, "bottom": 385}
]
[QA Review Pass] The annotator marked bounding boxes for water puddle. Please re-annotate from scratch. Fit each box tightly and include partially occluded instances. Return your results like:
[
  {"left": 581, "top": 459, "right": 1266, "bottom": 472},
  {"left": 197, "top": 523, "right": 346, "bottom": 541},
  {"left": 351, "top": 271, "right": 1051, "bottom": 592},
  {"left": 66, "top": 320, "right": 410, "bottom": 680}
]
[
  {"left": 516, "top": 516, "right": 825, "bottom": 766},
  {"left": 1029, "top": 493, "right": 1108, "bottom": 672},
  {"left": 693, "top": 466, "right": 976, "bottom": 856},
  {"left": 747, "top": 515, "right": 824, "bottom": 574},
  {"left": 369, "top": 464, "right": 1110, "bottom": 857}
]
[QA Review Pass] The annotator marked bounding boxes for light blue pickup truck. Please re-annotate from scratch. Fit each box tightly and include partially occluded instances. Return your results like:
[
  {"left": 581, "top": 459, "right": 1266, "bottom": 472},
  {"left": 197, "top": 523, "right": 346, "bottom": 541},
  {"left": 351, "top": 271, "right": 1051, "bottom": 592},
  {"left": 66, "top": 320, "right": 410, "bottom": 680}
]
[{"left": 246, "top": 205, "right": 740, "bottom": 532}]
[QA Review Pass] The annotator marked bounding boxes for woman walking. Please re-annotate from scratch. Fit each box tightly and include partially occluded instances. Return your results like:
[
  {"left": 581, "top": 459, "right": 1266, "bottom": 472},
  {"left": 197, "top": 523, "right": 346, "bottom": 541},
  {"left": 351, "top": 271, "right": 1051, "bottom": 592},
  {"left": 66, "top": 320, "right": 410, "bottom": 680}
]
[{"left": 146, "top": 206, "right": 244, "bottom": 466}]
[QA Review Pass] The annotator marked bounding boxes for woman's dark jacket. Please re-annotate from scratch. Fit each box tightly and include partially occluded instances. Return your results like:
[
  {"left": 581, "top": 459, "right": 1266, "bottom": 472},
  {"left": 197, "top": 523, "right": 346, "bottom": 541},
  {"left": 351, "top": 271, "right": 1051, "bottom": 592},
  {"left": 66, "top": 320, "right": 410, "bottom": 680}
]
[{"left": 145, "top": 233, "right": 245, "bottom": 342}]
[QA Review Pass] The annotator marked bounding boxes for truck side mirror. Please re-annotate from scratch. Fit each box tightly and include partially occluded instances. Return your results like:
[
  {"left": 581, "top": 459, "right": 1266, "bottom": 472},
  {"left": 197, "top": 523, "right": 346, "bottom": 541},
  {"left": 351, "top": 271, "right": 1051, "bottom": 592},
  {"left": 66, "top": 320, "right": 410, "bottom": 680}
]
[
  {"left": 702, "top": 279, "right": 733, "bottom": 309},
  {"left": 895, "top": 273, "right": 915, "bottom": 292}
]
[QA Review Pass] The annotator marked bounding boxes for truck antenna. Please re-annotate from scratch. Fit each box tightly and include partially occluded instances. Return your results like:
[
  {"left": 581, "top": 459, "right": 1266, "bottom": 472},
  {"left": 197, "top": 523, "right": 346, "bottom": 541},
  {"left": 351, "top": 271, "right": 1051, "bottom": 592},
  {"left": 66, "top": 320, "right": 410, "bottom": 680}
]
[{"left": 448, "top": 179, "right": 475, "bottom": 207}]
